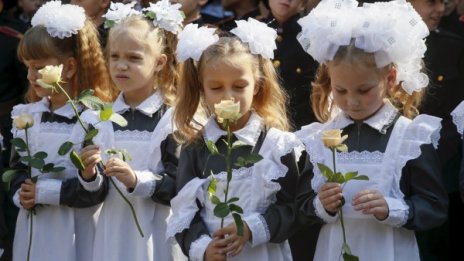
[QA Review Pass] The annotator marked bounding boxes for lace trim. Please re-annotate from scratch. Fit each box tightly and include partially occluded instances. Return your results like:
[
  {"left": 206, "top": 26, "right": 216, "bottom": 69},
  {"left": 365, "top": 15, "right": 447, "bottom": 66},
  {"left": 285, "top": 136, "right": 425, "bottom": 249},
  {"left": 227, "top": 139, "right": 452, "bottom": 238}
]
[
  {"left": 40, "top": 121, "right": 74, "bottom": 134},
  {"left": 114, "top": 129, "right": 152, "bottom": 141},
  {"left": 336, "top": 151, "right": 383, "bottom": 164},
  {"left": 257, "top": 214, "right": 270, "bottom": 242},
  {"left": 451, "top": 101, "right": 464, "bottom": 135}
]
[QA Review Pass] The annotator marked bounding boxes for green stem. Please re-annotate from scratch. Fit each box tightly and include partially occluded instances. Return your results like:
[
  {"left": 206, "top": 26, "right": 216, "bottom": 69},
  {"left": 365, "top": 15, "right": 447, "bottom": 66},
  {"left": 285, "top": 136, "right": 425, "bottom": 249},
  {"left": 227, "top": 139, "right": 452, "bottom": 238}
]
[
  {"left": 221, "top": 120, "right": 232, "bottom": 229},
  {"left": 55, "top": 83, "right": 88, "bottom": 133},
  {"left": 56, "top": 83, "right": 143, "bottom": 237},
  {"left": 25, "top": 128, "right": 33, "bottom": 261},
  {"left": 339, "top": 208, "right": 347, "bottom": 245},
  {"left": 25, "top": 128, "right": 31, "bottom": 180},
  {"left": 108, "top": 176, "right": 144, "bottom": 237},
  {"left": 331, "top": 148, "right": 337, "bottom": 176}
]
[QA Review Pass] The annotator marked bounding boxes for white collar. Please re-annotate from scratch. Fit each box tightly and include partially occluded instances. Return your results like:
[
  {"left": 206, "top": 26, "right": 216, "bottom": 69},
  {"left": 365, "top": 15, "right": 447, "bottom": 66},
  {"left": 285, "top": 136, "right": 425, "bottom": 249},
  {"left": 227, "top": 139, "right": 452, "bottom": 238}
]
[
  {"left": 112, "top": 91, "right": 164, "bottom": 117},
  {"left": 203, "top": 111, "right": 265, "bottom": 146},
  {"left": 31, "top": 97, "right": 81, "bottom": 119},
  {"left": 331, "top": 100, "right": 399, "bottom": 134}
]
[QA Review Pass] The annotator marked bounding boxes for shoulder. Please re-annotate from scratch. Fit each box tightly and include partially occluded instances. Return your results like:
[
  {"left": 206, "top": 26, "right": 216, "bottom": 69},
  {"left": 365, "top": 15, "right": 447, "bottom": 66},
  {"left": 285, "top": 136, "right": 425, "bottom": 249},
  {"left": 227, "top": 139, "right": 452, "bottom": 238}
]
[{"left": 265, "top": 128, "right": 304, "bottom": 159}]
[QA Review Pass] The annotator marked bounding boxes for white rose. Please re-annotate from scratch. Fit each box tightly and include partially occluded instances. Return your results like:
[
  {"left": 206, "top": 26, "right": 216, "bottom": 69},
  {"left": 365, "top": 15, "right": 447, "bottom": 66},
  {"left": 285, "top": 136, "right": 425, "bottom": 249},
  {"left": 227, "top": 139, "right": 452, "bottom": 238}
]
[
  {"left": 37, "top": 64, "right": 63, "bottom": 90},
  {"left": 321, "top": 129, "right": 348, "bottom": 152},
  {"left": 14, "top": 114, "right": 34, "bottom": 130},
  {"left": 214, "top": 99, "right": 241, "bottom": 123}
]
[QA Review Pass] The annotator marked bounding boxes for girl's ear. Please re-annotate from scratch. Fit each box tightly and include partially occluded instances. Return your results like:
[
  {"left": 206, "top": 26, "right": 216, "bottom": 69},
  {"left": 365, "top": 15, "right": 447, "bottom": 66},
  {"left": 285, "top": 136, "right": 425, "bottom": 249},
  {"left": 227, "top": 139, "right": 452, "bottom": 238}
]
[
  {"left": 254, "top": 79, "right": 262, "bottom": 96},
  {"left": 64, "top": 57, "right": 78, "bottom": 80},
  {"left": 386, "top": 67, "right": 397, "bottom": 89},
  {"left": 154, "top": 54, "right": 168, "bottom": 72}
]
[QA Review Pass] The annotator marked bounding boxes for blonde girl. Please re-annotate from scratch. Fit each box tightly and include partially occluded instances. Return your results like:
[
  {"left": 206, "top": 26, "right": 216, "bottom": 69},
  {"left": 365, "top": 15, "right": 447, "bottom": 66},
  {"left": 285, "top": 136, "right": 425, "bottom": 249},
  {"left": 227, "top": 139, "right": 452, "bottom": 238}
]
[
  {"left": 167, "top": 20, "right": 302, "bottom": 261},
  {"left": 296, "top": 1, "right": 448, "bottom": 260},
  {"left": 10, "top": 1, "right": 115, "bottom": 261},
  {"left": 77, "top": 1, "right": 186, "bottom": 260}
]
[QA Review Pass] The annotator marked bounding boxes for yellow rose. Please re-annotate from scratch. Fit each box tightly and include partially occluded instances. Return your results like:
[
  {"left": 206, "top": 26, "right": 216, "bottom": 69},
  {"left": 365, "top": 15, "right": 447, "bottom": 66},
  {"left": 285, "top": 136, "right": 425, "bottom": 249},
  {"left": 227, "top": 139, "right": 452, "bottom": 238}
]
[
  {"left": 321, "top": 129, "right": 348, "bottom": 151},
  {"left": 13, "top": 113, "right": 34, "bottom": 130},
  {"left": 214, "top": 99, "right": 241, "bottom": 123},
  {"left": 37, "top": 64, "right": 63, "bottom": 90}
]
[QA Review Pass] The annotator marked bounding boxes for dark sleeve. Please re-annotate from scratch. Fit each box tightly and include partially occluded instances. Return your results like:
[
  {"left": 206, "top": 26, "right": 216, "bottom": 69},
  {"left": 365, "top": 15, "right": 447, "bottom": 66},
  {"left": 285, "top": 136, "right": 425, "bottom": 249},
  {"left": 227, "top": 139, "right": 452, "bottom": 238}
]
[
  {"left": 174, "top": 143, "right": 211, "bottom": 257},
  {"left": 460, "top": 140, "right": 464, "bottom": 202},
  {"left": 151, "top": 134, "right": 180, "bottom": 205},
  {"left": 401, "top": 143, "right": 449, "bottom": 231},
  {"left": 59, "top": 173, "right": 109, "bottom": 208},
  {"left": 295, "top": 154, "right": 326, "bottom": 227},
  {"left": 261, "top": 150, "right": 300, "bottom": 243}
]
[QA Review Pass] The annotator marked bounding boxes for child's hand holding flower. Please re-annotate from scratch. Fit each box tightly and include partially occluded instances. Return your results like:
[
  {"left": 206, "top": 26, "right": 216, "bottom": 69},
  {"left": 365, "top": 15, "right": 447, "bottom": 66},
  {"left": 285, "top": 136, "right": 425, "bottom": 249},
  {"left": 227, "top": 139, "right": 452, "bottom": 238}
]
[
  {"left": 104, "top": 158, "right": 137, "bottom": 190},
  {"left": 79, "top": 144, "right": 102, "bottom": 181},
  {"left": 319, "top": 182, "right": 343, "bottom": 214},
  {"left": 19, "top": 179, "right": 36, "bottom": 209}
]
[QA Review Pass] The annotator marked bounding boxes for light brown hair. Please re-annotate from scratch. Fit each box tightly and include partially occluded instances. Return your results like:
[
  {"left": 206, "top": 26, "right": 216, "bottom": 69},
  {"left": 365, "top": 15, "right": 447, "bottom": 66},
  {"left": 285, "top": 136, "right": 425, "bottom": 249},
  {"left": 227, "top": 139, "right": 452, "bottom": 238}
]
[
  {"left": 107, "top": 15, "right": 179, "bottom": 106},
  {"left": 311, "top": 42, "right": 424, "bottom": 122},
  {"left": 18, "top": 19, "right": 117, "bottom": 103},
  {"left": 175, "top": 37, "right": 289, "bottom": 143}
]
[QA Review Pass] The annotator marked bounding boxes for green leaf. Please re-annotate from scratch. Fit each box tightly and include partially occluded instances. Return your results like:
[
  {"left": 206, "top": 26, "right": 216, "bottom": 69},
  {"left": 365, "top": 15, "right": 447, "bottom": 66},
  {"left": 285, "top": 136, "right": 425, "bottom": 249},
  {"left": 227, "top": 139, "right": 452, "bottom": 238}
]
[
  {"left": 104, "top": 20, "right": 115, "bottom": 29},
  {"left": 340, "top": 196, "right": 346, "bottom": 207},
  {"left": 58, "top": 141, "right": 74, "bottom": 156},
  {"left": 232, "top": 140, "right": 247, "bottom": 149},
  {"left": 11, "top": 138, "right": 27, "bottom": 150},
  {"left": 232, "top": 213, "right": 244, "bottom": 236},
  {"left": 2, "top": 169, "right": 18, "bottom": 183},
  {"left": 206, "top": 140, "right": 219, "bottom": 155},
  {"left": 227, "top": 197, "right": 239, "bottom": 203},
  {"left": 229, "top": 203, "right": 243, "bottom": 214},
  {"left": 342, "top": 242, "right": 352, "bottom": 254},
  {"left": 84, "top": 128, "right": 99, "bottom": 141},
  {"left": 109, "top": 113, "right": 128, "bottom": 127},
  {"left": 351, "top": 175, "right": 369, "bottom": 181},
  {"left": 70, "top": 150, "right": 85, "bottom": 171},
  {"left": 234, "top": 153, "right": 263, "bottom": 167},
  {"left": 30, "top": 157, "right": 45, "bottom": 169},
  {"left": 42, "top": 163, "right": 54, "bottom": 172},
  {"left": 100, "top": 105, "right": 113, "bottom": 121},
  {"left": 145, "top": 11, "right": 156, "bottom": 20},
  {"left": 344, "top": 171, "right": 358, "bottom": 181},
  {"left": 33, "top": 151, "right": 47, "bottom": 160},
  {"left": 51, "top": 166, "right": 65, "bottom": 172},
  {"left": 213, "top": 203, "right": 230, "bottom": 218},
  {"left": 207, "top": 173, "right": 217, "bottom": 197},
  {"left": 333, "top": 172, "right": 345, "bottom": 184},
  {"left": 317, "top": 163, "right": 334, "bottom": 179},
  {"left": 79, "top": 93, "right": 104, "bottom": 111},
  {"left": 210, "top": 195, "right": 221, "bottom": 205},
  {"left": 342, "top": 253, "right": 359, "bottom": 261},
  {"left": 19, "top": 156, "right": 32, "bottom": 164}
]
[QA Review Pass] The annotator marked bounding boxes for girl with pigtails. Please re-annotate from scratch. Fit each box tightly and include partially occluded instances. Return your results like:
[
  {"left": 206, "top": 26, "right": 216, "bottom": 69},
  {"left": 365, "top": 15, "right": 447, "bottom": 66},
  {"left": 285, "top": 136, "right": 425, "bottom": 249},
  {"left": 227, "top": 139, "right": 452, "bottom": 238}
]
[
  {"left": 77, "top": 1, "right": 186, "bottom": 261},
  {"left": 10, "top": 1, "right": 116, "bottom": 261},
  {"left": 166, "top": 20, "right": 302, "bottom": 261},
  {"left": 296, "top": 0, "right": 448, "bottom": 260}
]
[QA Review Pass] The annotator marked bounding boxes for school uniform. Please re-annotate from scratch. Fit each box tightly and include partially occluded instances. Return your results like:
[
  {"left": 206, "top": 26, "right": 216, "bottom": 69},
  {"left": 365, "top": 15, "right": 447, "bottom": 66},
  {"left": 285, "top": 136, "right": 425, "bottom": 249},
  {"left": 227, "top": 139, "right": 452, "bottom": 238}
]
[
  {"left": 215, "top": 7, "right": 262, "bottom": 32},
  {"left": 9, "top": 98, "right": 108, "bottom": 261},
  {"left": 167, "top": 112, "right": 302, "bottom": 261},
  {"left": 265, "top": 14, "right": 319, "bottom": 129},
  {"left": 79, "top": 91, "right": 186, "bottom": 261},
  {"left": 296, "top": 101, "right": 448, "bottom": 261}
]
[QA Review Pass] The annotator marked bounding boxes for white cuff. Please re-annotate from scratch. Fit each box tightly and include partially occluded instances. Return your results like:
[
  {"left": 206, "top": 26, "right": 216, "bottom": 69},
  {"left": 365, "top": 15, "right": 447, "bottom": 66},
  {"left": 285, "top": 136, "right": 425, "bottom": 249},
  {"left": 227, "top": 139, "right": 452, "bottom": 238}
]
[
  {"left": 78, "top": 171, "right": 103, "bottom": 192},
  {"left": 13, "top": 190, "right": 21, "bottom": 208},
  {"left": 378, "top": 197, "right": 409, "bottom": 227},
  {"left": 128, "top": 170, "right": 156, "bottom": 198},
  {"left": 243, "top": 213, "right": 270, "bottom": 247},
  {"left": 314, "top": 195, "right": 339, "bottom": 223},
  {"left": 189, "top": 234, "right": 212, "bottom": 261},
  {"left": 35, "top": 179, "right": 62, "bottom": 205}
]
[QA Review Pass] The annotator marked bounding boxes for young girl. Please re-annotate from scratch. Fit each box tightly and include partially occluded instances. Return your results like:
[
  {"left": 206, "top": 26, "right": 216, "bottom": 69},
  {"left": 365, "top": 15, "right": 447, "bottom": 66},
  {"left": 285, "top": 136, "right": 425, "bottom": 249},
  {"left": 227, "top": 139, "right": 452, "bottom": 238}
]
[
  {"left": 78, "top": 2, "right": 186, "bottom": 260},
  {"left": 166, "top": 20, "right": 302, "bottom": 261},
  {"left": 296, "top": 0, "right": 448, "bottom": 260},
  {"left": 10, "top": 2, "right": 115, "bottom": 261}
]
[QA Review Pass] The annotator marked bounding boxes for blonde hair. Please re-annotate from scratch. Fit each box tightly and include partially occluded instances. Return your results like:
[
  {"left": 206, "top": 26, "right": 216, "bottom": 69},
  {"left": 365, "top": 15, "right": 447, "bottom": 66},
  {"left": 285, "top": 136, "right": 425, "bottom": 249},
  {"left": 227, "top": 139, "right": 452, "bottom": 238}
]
[
  {"left": 175, "top": 37, "right": 289, "bottom": 143},
  {"left": 311, "top": 43, "right": 424, "bottom": 122},
  {"left": 107, "top": 15, "right": 178, "bottom": 106},
  {"left": 18, "top": 19, "right": 117, "bottom": 103}
]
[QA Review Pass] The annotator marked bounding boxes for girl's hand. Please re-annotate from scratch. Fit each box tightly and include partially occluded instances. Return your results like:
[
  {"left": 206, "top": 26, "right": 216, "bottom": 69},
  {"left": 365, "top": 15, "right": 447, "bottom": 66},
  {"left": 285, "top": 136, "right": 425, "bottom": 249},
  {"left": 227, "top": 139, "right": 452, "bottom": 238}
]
[
  {"left": 104, "top": 158, "right": 137, "bottom": 189},
  {"left": 204, "top": 237, "right": 227, "bottom": 261},
  {"left": 79, "top": 144, "right": 101, "bottom": 181},
  {"left": 19, "top": 179, "right": 35, "bottom": 209},
  {"left": 212, "top": 222, "right": 251, "bottom": 257},
  {"left": 352, "top": 189, "right": 389, "bottom": 220},
  {"left": 319, "top": 182, "right": 343, "bottom": 214}
]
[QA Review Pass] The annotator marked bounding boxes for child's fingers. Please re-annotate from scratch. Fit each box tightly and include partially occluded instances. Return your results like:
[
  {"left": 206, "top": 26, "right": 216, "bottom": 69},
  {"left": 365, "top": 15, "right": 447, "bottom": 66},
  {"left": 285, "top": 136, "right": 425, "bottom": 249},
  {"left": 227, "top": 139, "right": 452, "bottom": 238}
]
[{"left": 212, "top": 226, "right": 235, "bottom": 238}]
